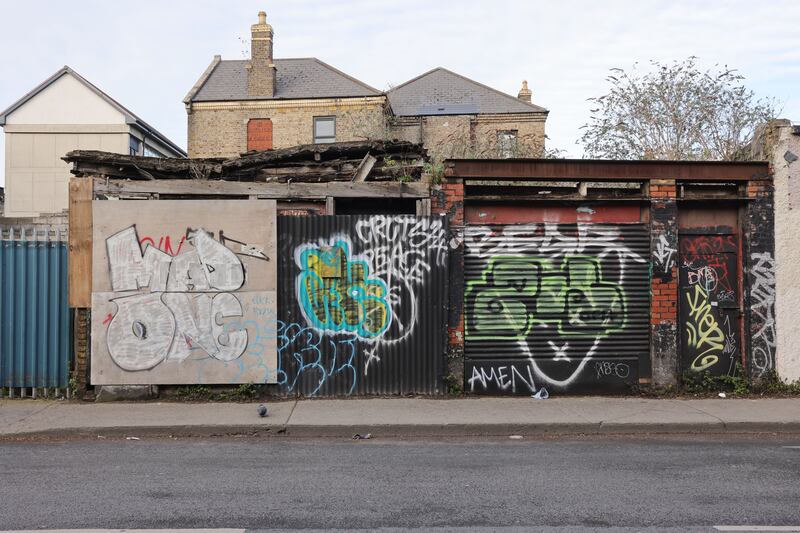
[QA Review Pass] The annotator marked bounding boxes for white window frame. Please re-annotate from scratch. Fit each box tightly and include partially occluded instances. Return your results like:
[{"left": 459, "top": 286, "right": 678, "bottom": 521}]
[
  {"left": 497, "top": 130, "right": 518, "bottom": 159},
  {"left": 314, "top": 116, "right": 336, "bottom": 144}
]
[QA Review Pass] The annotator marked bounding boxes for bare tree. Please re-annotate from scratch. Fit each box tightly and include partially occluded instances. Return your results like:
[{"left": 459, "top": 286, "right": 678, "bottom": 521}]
[{"left": 580, "top": 58, "right": 777, "bottom": 160}]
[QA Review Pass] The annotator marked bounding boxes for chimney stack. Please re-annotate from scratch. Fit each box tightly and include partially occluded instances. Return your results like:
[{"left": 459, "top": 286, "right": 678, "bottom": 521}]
[
  {"left": 517, "top": 80, "right": 532, "bottom": 104},
  {"left": 246, "top": 10, "right": 276, "bottom": 98}
]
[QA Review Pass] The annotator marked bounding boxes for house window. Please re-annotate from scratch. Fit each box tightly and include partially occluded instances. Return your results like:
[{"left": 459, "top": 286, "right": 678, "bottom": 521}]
[
  {"left": 247, "top": 118, "right": 273, "bottom": 151},
  {"left": 143, "top": 145, "right": 163, "bottom": 158},
  {"left": 129, "top": 136, "right": 141, "bottom": 156},
  {"left": 314, "top": 116, "right": 336, "bottom": 144},
  {"left": 497, "top": 130, "right": 518, "bottom": 158}
]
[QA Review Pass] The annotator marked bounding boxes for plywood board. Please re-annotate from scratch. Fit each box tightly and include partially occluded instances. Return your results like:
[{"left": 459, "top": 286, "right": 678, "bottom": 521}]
[
  {"left": 68, "top": 177, "right": 93, "bottom": 307},
  {"left": 90, "top": 200, "right": 278, "bottom": 385}
]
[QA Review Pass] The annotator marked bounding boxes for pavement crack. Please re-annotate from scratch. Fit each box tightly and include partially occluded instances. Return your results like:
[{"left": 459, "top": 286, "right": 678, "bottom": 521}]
[
  {"left": 283, "top": 399, "right": 300, "bottom": 432},
  {"left": 672, "top": 399, "right": 727, "bottom": 429},
  {"left": 3, "top": 402, "right": 57, "bottom": 431}
]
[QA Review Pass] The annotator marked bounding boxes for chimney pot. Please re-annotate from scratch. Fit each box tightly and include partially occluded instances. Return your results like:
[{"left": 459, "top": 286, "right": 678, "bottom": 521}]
[
  {"left": 248, "top": 10, "right": 276, "bottom": 98},
  {"left": 518, "top": 80, "right": 532, "bottom": 104}
]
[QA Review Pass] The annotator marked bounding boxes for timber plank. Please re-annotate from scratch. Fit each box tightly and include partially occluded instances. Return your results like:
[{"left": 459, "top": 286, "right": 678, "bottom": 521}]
[
  {"left": 68, "top": 177, "right": 93, "bottom": 308},
  {"left": 92, "top": 177, "right": 430, "bottom": 199}
]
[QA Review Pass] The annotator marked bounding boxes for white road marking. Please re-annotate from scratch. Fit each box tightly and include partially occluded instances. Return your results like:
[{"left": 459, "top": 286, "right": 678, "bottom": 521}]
[
  {"left": 1, "top": 529, "right": 246, "bottom": 533},
  {"left": 715, "top": 527, "right": 800, "bottom": 531},
  {"left": 781, "top": 446, "right": 800, "bottom": 449}
]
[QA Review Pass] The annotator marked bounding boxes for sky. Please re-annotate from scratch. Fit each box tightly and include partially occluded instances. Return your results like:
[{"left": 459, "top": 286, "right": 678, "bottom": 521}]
[{"left": 1, "top": 0, "right": 799, "bottom": 187}]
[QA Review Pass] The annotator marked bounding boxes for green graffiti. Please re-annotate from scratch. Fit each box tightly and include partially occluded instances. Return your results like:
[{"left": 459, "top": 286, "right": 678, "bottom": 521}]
[
  {"left": 466, "top": 255, "right": 626, "bottom": 339},
  {"left": 297, "top": 240, "right": 390, "bottom": 338}
]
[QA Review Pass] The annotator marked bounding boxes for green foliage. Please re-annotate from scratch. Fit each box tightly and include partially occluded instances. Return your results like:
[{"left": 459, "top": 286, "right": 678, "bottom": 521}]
[
  {"left": 174, "top": 383, "right": 261, "bottom": 402},
  {"left": 683, "top": 363, "right": 751, "bottom": 396},
  {"left": 382, "top": 155, "right": 416, "bottom": 183},
  {"left": 214, "top": 383, "right": 260, "bottom": 401},
  {"left": 423, "top": 161, "right": 445, "bottom": 185},
  {"left": 175, "top": 385, "right": 212, "bottom": 401},
  {"left": 753, "top": 370, "right": 800, "bottom": 395},
  {"left": 443, "top": 374, "right": 462, "bottom": 396}
]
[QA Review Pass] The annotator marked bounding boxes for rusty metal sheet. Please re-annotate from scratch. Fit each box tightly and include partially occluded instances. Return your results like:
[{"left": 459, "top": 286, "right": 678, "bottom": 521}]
[
  {"left": 448, "top": 159, "right": 770, "bottom": 182},
  {"left": 466, "top": 204, "right": 642, "bottom": 225}
]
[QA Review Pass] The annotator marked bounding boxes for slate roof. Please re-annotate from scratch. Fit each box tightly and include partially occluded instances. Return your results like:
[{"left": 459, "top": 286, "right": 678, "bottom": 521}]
[
  {"left": 387, "top": 67, "right": 548, "bottom": 117},
  {"left": 0, "top": 66, "right": 186, "bottom": 157},
  {"left": 186, "top": 58, "right": 381, "bottom": 102}
]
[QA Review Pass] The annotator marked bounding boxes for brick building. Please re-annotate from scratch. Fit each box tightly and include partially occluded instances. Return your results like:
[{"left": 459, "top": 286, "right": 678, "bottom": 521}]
[
  {"left": 388, "top": 69, "right": 548, "bottom": 160},
  {"left": 184, "top": 11, "right": 548, "bottom": 159},
  {"left": 61, "top": 148, "right": 774, "bottom": 397}
]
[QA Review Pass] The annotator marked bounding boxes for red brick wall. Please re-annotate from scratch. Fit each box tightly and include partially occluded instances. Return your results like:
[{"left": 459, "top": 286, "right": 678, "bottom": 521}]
[
  {"left": 650, "top": 182, "right": 677, "bottom": 199},
  {"left": 746, "top": 180, "right": 772, "bottom": 199},
  {"left": 433, "top": 178, "right": 465, "bottom": 385},
  {"left": 651, "top": 280, "right": 678, "bottom": 324},
  {"left": 247, "top": 118, "right": 273, "bottom": 151},
  {"left": 649, "top": 179, "right": 679, "bottom": 386}
]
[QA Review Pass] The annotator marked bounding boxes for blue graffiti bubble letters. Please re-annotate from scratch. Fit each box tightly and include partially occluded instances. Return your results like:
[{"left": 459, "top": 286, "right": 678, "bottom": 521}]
[{"left": 297, "top": 240, "right": 390, "bottom": 339}]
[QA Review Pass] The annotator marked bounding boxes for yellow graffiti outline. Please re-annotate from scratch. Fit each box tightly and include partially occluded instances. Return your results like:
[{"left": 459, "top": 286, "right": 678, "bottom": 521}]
[{"left": 685, "top": 284, "right": 724, "bottom": 371}]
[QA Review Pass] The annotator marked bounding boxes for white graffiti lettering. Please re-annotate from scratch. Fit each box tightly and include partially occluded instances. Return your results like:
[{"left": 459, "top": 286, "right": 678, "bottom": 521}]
[
  {"left": 467, "top": 363, "right": 537, "bottom": 394},
  {"left": 466, "top": 223, "right": 645, "bottom": 389},
  {"left": 750, "top": 251, "right": 776, "bottom": 377},
  {"left": 653, "top": 234, "right": 676, "bottom": 273},
  {"left": 104, "top": 225, "right": 248, "bottom": 371}
]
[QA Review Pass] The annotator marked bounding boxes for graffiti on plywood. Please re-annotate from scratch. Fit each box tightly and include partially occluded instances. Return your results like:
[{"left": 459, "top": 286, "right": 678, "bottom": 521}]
[{"left": 90, "top": 200, "right": 277, "bottom": 385}]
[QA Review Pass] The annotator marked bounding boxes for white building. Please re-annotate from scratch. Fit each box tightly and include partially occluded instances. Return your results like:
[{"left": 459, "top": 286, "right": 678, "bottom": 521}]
[
  {"left": 0, "top": 66, "right": 186, "bottom": 217},
  {"left": 757, "top": 120, "right": 800, "bottom": 382}
]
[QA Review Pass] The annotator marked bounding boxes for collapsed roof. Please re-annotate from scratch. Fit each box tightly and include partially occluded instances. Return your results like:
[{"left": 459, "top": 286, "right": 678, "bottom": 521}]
[{"left": 64, "top": 140, "right": 427, "bottom": 183}]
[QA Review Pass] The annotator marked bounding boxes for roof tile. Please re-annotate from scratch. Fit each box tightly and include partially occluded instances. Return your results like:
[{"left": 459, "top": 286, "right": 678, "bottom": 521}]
[
  {"left": 387, "top": 67, "right": 547, "bottom": 116},
  {"left": 191, "top": 58, "right": 381, "bottom": 101}
]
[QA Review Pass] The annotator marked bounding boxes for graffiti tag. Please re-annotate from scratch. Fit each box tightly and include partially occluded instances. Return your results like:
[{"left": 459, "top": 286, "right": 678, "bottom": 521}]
[{"left": 296, "top": 240, "right": 390, "bottom": 339}]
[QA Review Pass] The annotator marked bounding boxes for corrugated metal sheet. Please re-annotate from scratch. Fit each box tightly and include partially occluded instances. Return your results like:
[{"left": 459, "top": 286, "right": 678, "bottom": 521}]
[
  {"left": 277, "top": 215, "right": 448, "bottom": 396},
  {"left": 463, "top": 223, "right": 650, "bottom": 394},
  {"left": 0, "top": 229, "right": 71, "bottom": 391}
]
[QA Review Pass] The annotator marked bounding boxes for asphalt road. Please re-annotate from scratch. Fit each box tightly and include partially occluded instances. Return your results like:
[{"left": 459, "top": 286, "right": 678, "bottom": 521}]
[{"left": 0, "top": 436, "right": 799, "bottom": 532}]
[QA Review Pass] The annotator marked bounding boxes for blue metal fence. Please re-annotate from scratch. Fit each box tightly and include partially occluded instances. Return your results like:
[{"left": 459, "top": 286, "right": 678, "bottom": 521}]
[{"left": 0, "top": 228, "right": 71, "bottom": 395}]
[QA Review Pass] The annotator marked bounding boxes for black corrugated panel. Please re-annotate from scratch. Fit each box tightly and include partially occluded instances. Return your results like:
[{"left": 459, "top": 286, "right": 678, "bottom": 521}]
[
  {"left": 464, "top": 223, "right": 650, "bottom": 394},
  {"left": 277, "top": 215, "right": 448, "bottom": 396}
]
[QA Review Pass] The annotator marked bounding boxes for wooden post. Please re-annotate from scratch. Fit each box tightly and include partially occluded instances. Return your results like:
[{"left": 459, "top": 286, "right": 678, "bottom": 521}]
[
  {"left": 325, "top": 196, "right": 335, "bottom": 215},
  {"left": 68, "top": 177, "right": 93, "bottom": 308},
  {"left": 416, "top": 198, "right": 431, "bottom": 216}
]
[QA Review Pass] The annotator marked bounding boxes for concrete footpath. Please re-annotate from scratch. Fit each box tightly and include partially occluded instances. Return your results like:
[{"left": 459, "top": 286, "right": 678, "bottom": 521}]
[{"left": 1, "top": 397, "right": 800, "bottom": 439}]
